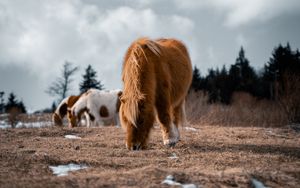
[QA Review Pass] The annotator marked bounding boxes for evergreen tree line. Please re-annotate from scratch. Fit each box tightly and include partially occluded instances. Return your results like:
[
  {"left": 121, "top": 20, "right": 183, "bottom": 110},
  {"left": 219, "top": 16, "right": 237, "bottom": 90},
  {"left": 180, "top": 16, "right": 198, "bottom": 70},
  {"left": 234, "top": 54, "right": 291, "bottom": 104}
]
[
  {"left": 191, "top": 43, "right": 300, "bottom": 104},
  {"left": 0, "top": 92, "right": 26, "bottom": 114}
]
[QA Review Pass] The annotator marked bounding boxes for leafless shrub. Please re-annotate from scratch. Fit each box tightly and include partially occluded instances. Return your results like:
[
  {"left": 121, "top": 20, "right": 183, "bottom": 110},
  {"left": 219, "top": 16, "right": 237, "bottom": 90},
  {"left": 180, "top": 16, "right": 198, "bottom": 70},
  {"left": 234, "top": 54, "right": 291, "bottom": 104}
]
[
  {"left": 186, "top": 90, "right": 287, "bottom": 127},
  {"left": 279, "top": 73, "right": 300, "bottom": 123},
  {"left": 7, "top": 107, "right": 22, "bottom": 128}
]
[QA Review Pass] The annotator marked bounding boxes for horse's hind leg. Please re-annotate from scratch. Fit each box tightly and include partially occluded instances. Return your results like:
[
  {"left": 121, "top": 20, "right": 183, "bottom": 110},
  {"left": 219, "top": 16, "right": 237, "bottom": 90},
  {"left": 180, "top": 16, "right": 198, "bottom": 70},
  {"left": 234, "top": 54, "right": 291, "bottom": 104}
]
[
  {"left": 172, "top": 100, "right": 187, "bottom": 140},
  {"left": 114, "top": 114, "right": 120, "bottom": 127},
  {"left": 84, "top": 112, "right": 90, "bottom": 127},
  {"left": 156, "top": 95, "right": 180, "bottom": 147}
]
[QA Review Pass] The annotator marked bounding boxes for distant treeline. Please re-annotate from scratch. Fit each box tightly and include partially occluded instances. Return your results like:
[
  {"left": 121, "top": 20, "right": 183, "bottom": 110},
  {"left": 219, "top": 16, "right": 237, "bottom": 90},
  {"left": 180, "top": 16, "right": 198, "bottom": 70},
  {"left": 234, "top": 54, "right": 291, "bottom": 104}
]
[
  {"left": 190, "top": 43, "right": 300, "bottom": 123},
  {"left": 0, "top": 92, "right": 26, "bottom": 114},
  {"left": 191, "top": 43, "right": 300, "bottom": 103}
]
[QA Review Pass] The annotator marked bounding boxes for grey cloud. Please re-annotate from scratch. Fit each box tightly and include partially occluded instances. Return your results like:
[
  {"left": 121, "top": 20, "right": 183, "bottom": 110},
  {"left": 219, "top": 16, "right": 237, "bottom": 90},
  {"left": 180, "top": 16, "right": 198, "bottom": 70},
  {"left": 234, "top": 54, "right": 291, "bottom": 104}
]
[
  {"left": 0, "top": 0, "right": 300, "bottom": 111},
  {"left": 0, "top": 0, "right": 196, "bottom": 110},
  {"left": 174, "top": 0, "right": 300, "bottom": 27}
]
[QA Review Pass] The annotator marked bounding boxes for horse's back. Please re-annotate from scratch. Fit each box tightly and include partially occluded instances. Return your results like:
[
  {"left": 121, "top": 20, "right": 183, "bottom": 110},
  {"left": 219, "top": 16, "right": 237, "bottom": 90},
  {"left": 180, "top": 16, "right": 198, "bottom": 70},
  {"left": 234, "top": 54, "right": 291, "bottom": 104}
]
[{"left": 155, "top": 39, "right": 192, "bottom": 104}]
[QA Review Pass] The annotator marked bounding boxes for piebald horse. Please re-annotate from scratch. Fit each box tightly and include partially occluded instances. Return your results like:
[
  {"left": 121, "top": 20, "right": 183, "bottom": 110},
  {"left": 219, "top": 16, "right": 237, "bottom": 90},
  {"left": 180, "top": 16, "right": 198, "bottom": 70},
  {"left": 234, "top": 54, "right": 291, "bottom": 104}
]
[
  {"left": 119, "top": 38, "right": 192, "bottom": 150},
  {"left": 68, "top": 89, "right": 122, "bottom": 127}
]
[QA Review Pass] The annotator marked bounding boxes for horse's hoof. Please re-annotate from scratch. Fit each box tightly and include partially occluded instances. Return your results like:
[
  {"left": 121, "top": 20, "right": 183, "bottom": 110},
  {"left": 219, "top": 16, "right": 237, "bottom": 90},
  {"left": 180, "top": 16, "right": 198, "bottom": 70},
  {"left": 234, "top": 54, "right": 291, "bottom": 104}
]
[
  {"left": 168, "top": 142, "right": 176, "bottom": 148},
  {"left": 127, "top": 143, "right": 141, "bottom": 150},
  {"left": 163, "top": 139, "right": 178, "bottom": 148},
  {"left": 132, "top": 145, "right": 141, "bottom": 150}
]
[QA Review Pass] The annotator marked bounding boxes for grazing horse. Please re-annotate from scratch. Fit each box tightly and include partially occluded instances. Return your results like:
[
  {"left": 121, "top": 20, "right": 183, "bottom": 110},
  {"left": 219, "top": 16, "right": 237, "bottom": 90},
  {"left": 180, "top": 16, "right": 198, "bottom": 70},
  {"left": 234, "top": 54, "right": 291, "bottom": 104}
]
[
  {"left": 52, "top": 95, "right": 81, "bottom": 126},
  {"left": 68, "top": 89, "right": 122, "bottom": 127},
  {"left": 119, "top": 38, "right": 192, "bottom": 150}
]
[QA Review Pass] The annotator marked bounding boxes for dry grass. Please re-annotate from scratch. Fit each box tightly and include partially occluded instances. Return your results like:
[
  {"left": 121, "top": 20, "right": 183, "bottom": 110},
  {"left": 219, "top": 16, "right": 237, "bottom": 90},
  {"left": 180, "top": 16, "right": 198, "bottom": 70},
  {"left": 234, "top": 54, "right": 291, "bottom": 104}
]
[
  {"left": 186, "top": 91, "right": 288, "bottom": 127},
  {"left": 0, "top": 125, "right": 299, "bottom": 187},
  {"left": 279, "top": 74, "right": 300, "bottom": 123},
  {"left": 0, "top": 95, "right": 299, "bottom": 187},
  {"left": 1, "top": 90, "right": 289, "bottom": 128},
  {"left": 0, "top": 113, "right": 52, "bottom": 123}
]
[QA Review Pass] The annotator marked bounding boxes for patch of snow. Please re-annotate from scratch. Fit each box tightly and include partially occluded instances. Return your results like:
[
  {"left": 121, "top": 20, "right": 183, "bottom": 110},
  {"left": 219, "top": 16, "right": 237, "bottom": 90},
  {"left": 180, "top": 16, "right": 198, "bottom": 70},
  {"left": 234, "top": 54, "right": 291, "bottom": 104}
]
[
  {"left": 16, "top": 121, "right": 52, "bottom": 128},
  {"left": 168, "top": 153, "right": 179, "bottom": 159},
  {"left": 0, "top": 121, "right": 52, "bottom": 129},
  {"left": 0, "top": 120, "right": 10, "bottom": 129},
  {"left": 0, "top": 114, "right": 8, "bottom": 118},
  {"left": 162, "top": 175, "right": 197, "bottom": 188},
  {"left": 162, "top": 175, "right": 182, "bottom": 186},
  {"left": 184, "top": 127, "right": 197, "bottom": 132},
  {"left": 49, "top": 163, "right": 88, "bottom": 176},
  {"left": 251, "top": 178, "right": 269, "bottom": 188},
  {"left": 182, "top": 184, "right": 198, "bottom": 188},
  {"left": 162, "top": 179, "right": 182, "bottom": 186},
  {"left": 64, "top": 135, "right": 81, "bottom": 139}
]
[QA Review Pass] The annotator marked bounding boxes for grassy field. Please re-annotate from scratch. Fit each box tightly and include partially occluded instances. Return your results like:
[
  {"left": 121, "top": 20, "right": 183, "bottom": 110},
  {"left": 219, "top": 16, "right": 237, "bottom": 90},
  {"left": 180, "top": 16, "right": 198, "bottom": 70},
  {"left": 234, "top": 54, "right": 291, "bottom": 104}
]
[
  {"left": 0, "top": 123, "right": 299, "bottom": 187},
  {"left": 0, "top": 91, "right": 299, "bottom": 187}
]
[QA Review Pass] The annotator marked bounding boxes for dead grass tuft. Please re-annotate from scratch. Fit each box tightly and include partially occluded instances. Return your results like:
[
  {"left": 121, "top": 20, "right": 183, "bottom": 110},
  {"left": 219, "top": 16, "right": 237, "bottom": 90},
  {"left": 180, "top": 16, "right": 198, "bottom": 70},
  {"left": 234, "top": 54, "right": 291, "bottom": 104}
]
[{"left": 186, "top": 90, "right": 288, "bottom": 127}]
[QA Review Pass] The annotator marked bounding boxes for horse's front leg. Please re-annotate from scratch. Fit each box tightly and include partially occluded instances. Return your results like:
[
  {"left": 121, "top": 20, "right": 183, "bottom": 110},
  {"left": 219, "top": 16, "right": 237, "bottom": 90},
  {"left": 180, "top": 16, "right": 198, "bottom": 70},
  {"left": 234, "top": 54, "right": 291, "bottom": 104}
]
[{"left": 156, "top": 97, "right": 180, "bottom": 147}]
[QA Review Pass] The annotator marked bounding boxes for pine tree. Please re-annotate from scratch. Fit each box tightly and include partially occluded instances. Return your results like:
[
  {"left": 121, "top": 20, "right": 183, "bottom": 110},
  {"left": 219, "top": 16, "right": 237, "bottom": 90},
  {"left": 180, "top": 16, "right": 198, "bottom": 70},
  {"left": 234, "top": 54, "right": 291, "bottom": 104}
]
[
  {"left": 5, "top": 92, "right": 19, "bottom": 113},
  {"left": 206, "top": 69, "right": 218, "bottom": 103},
  {"left": 233, "top": 47, "right": 257, "bottom": 94},
  {"left": 262, "top": 43, "right": 300, "bottom": 122},
  {"left": 4, "top": 93, "right": 27, "bottom": 114},
  {"left": 79, "top": 65, "right": 104, "bottom": 94},
  {"left": 18, "top": 101, "right": 26, "bottom": 113},
  {"left": 191, "top": 66, "right": 201, "bottom": 91},
  {"left": 218, "top": 65, "right": 232, "bottom": 104},
  {"left": 263, "top": 43, "right": 300, "bottom": 99},
  {"left": 0, "top": 91, "right": 4, "bottom": 113}
]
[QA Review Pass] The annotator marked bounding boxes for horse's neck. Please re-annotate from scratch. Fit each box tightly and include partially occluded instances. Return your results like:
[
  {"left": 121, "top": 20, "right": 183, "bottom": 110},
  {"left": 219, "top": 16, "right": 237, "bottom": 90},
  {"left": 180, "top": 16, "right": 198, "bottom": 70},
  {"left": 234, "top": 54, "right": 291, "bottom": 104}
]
[{"left": 73, "top": 97, "right": 88, "bottom": 115}]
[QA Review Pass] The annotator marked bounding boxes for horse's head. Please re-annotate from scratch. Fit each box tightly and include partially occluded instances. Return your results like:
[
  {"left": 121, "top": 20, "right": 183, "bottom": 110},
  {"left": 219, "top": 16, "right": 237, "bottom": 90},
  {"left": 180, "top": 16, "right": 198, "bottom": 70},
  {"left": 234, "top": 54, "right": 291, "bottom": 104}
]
[
  {"left": 67, "top": 108, "right": 78, "bottom": 128},
  {"left": 119, "top": 98, "right": 154, "bottom": 150},
  {"left": 52, "top": 113, "right": 63, "bottom": 126},
  {"left": 66, "top": 95, "right": 81, "bottom": 128}
]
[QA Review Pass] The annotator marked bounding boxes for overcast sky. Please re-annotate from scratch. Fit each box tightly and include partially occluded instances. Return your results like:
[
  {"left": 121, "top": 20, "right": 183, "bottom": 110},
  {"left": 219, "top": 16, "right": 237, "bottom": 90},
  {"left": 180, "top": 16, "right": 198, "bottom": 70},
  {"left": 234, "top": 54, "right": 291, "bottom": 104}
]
[{"left": 1, "top": 0, "right": 300, "bottom": 112}]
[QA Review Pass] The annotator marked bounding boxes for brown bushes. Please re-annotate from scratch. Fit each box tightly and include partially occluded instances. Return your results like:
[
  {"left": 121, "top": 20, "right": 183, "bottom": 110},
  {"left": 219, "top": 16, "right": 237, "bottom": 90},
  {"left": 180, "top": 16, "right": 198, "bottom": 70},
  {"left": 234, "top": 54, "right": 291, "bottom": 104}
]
[
  {"left": 7, "top": 107, "right": 22, "bottom": 128},
  {"left": 279, "top": 74, "right": 300, "bottom": 123},
  {"left": 186, "top": 90, "right": 287, "bottom": 127}
]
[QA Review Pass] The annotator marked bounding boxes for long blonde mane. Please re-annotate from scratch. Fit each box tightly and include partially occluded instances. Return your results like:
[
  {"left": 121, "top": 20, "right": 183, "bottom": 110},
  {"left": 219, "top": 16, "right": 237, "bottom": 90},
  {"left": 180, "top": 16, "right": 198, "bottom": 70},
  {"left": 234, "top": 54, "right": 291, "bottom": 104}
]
[{"left": 121, "top": 38, "right": 161, "bottom": 126}]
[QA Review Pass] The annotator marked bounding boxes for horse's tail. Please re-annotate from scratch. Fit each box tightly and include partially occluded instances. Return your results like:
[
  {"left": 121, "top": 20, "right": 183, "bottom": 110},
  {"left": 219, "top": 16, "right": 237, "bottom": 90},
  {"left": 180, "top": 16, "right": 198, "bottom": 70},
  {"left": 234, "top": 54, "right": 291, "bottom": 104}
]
[{"left": 121, "top": 38, "right": 161, "bottom": 126}]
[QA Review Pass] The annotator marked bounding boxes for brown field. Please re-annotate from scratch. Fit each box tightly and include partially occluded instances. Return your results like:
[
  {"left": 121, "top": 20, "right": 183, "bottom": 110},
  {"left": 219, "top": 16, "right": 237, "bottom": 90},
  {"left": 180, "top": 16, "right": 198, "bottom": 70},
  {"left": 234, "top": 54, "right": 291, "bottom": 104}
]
[
  {"left": 0, "top": 122, "right": 299, "bottom": 188},
  {"left": 0, "top": 92, "right": 299, "bottom": 187}
]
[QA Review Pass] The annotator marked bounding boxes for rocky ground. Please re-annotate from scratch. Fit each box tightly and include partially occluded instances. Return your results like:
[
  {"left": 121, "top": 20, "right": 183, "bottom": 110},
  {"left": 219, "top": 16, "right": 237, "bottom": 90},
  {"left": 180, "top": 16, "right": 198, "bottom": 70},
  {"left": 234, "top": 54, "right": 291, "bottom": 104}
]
[{"left": 0, "top": 123, "right": 299, "bottom": 187}]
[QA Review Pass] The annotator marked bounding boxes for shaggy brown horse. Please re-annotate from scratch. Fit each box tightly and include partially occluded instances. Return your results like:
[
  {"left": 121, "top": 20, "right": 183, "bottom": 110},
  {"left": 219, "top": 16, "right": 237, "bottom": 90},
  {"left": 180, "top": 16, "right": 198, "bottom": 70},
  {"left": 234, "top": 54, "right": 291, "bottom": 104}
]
[{"left": 119, "top": 38, "right": 192, "bottom": 150}]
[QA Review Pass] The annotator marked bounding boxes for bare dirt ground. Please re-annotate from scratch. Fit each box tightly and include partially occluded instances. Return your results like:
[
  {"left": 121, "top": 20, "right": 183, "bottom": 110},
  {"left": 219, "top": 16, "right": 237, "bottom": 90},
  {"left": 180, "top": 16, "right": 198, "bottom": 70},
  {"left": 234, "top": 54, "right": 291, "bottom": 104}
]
[{"left": 0, "top": 123, "right": 299, "bottom": 188}]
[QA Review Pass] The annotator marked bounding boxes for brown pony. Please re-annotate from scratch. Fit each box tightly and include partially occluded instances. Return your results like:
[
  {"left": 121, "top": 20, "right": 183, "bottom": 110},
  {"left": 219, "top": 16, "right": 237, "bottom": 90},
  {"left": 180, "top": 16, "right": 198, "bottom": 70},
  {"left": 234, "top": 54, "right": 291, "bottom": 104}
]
[{"left": 119, "top": 38, "right": 192, "bottom": 150}]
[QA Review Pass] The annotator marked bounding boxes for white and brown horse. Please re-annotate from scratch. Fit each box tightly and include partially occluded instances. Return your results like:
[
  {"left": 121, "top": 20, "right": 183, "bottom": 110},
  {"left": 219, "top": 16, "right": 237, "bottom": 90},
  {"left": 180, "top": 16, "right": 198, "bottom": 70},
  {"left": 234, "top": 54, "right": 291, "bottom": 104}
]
[
  {"left": 68, "top": 89, "right": 122, "bottom": 127},
  {"left": 52, "top": 95, "right": 81, "bottom": 127},
  {"left": 119, "top": 38, "right": 192, "bottom": 150}
]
